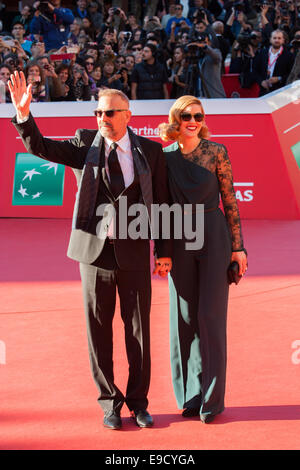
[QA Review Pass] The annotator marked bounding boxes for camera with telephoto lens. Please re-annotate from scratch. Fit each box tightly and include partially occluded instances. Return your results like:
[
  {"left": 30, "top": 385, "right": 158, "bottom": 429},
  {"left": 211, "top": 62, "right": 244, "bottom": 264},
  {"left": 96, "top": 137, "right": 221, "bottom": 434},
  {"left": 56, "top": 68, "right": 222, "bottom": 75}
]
[
  {"left": 290, "top": 36, "right": 300, "bottom": 50},
  {"left": 236, "top": 31, "right": 252, "bottom": 51},
  {"left": 250, "top": 31, "right": 261, "bottom": 41},
  {"left": 35, "top": 1, "right": 53, "bottom": 20},
  {"left": 186, "top": 32, "right": 208, "bottom": 61}
]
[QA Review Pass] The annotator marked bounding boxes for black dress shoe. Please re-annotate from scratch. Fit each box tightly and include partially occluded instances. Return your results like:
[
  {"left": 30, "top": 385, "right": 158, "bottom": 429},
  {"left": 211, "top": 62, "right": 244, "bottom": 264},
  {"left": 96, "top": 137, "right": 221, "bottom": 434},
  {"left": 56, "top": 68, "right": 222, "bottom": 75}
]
[
  {"left": 132, "top": 409, "right": 153, "bottom": 428},
  {"left": 182, "top": 407, "right": 200, "bottom": 417},
  {"left": 103, "top": 411, "right": 122, "bottom": 430}
]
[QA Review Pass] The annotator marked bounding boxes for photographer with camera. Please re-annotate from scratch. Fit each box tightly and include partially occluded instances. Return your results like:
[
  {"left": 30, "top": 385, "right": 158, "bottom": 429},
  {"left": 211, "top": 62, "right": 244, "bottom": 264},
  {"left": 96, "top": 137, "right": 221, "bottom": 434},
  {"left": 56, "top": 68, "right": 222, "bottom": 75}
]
[
  {"left": 35, "top": 53, "right": 65, "bottom": 100},
  {"left": 143, "top": 16, "right": 168, "bottom": 47},
  {"left": 104, "top": 6, "right": 127, "bottom": 32},
  {"left": 189, "top": 0, "right": 213, "bottom": 24},
  {"left": 184, "top": 31, "right": 226, "bottom": 97},
  {"left": 190, "top": 10, "right": 220, "bottom": 49},
  {"left": 68, "top": 60, "right": 91, "bottom": 100},
  {"left": 117, "top": 30, "right": 132, "bottom": 55},
  {"left": 30, "top": 1, "right": 74, "bottom": 52},
  {"left": 225, "top": 4, "right": 253, "bottom": 40},
  {"left": 229, "top": 29, "right": 263, "bottom": 88},
  {"left": 253, "top": 28, "right": 294, "bottom": 95},
  {"left": 288, "top": 29, "right": 300, "bottom": 55},
  {"left": 286, "top": 29, "right": 300, "bottom": 83}
]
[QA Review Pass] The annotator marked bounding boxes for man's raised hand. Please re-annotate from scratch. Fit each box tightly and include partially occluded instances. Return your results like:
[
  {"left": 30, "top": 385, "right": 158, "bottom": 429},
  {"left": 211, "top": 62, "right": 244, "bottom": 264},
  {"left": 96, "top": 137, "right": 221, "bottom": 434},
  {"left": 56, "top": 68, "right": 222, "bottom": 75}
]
[{"left": 8, "top": 71, "right": 32, "bottom": 121}]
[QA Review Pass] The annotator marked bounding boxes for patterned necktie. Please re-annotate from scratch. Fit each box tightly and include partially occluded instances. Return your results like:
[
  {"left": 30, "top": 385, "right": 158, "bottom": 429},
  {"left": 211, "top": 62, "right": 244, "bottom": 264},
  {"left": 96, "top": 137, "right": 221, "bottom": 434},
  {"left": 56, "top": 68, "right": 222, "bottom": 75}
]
[{"left": 108, "top": 142, "right": 125, "bottom": 197}]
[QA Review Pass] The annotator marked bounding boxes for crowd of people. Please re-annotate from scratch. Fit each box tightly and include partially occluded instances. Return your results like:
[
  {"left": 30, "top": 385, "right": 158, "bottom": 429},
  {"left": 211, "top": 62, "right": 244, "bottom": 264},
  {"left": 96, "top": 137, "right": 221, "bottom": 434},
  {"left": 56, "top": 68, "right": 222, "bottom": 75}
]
[{"left": 0, "top": 0, "right": 300, "bottom": 102}]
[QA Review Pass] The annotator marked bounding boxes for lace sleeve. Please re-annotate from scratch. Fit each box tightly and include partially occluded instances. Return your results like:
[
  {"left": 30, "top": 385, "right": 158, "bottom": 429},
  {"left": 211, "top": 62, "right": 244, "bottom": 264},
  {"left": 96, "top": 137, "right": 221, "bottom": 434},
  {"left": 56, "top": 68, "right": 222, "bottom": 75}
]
[{"left": 216, "top": 144, "right": 244, "bottom": 251}]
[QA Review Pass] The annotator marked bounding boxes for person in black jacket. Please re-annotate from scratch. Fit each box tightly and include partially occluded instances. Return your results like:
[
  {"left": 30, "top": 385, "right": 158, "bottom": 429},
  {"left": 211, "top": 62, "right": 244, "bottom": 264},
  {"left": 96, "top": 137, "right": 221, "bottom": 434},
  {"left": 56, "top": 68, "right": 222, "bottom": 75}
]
[
  {"left": 9, "top": 73, "right": 172, "bottom": 431},
  {"left": 229, "top": 30, "right": 263, "bottom": 88},
  {"left": 253, "top": 29, "right": 295, "bottom": 95},
  {"left": 131, "top": 43, "right": 169, "bottom": 99}
]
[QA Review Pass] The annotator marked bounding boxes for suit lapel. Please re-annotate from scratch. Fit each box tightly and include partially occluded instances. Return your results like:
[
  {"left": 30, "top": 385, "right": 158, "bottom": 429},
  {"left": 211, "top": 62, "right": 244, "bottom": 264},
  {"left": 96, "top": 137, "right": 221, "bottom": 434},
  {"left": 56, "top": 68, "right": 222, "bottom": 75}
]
[
  {"left": 75, "top": 127, "right": 154, "bottom": 233},
  {"left": 75, "top": 130, "right": 104, "bottom": 230},
  {"left": 128, "top": 127, "right": 153, "bottom": 224}
]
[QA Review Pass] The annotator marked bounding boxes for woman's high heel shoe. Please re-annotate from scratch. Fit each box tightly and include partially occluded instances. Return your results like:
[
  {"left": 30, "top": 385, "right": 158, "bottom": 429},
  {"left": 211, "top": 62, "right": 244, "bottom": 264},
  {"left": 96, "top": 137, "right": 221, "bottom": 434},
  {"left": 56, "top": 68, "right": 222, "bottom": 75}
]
[{"left": 181, "top": 407, "right": 200, "bottom": 417}]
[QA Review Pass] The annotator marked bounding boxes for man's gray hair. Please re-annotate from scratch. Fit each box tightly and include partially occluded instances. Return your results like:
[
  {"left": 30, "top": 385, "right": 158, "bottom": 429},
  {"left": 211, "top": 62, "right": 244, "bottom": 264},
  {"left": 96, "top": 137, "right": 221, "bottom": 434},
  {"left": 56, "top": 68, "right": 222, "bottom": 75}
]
[{"left": 97, "top": 88, "right": 129, "bottom": 106}]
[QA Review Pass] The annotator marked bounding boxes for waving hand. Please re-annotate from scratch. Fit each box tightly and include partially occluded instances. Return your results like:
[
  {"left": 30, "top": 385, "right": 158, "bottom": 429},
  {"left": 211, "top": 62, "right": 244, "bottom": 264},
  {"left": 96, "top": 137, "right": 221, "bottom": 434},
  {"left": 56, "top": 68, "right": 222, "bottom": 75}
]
[{"left": 8, "top": 71, "right": 32, "bottom": 121}]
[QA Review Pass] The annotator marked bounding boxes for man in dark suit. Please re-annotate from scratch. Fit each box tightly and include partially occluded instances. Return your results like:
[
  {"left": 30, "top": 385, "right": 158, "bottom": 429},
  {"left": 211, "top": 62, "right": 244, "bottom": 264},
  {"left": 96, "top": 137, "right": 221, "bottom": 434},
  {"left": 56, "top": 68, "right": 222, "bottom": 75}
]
[
  {"left": 253, "top": 29, "right": 294, "bottom": 96},
  {"left": 8, "top": 71, "right": 172, "bottom": 430}
]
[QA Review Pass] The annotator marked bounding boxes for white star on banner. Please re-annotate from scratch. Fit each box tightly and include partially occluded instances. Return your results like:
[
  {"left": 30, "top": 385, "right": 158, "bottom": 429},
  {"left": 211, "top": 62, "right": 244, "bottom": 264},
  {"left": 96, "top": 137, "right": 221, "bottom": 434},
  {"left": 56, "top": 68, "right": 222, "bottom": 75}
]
[
  {"left": 18, "top": 184, "right": 29, "bottom": 198},
  {"left": 40, "top": 162, "right": 58, "bottom": 175},
  {"left": 23, "top": 169, "right": 42, "bottom": 181},
  {"left": 32, "top": 192, "right": 43, "bottom": 199}
]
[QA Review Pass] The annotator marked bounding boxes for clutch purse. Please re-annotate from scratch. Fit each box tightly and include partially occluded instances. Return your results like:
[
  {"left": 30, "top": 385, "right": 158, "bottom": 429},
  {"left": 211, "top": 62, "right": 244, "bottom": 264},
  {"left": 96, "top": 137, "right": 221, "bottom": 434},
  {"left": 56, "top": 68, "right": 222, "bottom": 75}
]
[{"left": 227, "top": 261, "right": 242, "bottom": 285}]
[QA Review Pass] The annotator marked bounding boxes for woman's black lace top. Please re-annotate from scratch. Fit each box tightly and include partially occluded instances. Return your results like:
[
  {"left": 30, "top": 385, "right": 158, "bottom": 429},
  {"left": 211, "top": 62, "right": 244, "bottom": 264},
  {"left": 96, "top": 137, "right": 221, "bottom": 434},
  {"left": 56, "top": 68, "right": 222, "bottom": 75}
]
[{"left": 181, "top": 139, "right": 244, "bottom": 251}]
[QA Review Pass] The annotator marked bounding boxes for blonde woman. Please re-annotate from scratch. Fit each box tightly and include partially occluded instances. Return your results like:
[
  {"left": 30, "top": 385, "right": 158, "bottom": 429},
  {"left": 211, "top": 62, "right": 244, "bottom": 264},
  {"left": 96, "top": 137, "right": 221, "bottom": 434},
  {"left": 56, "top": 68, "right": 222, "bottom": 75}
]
[{"left": 159, "top": 96, "right": 247, "bottom": 424}]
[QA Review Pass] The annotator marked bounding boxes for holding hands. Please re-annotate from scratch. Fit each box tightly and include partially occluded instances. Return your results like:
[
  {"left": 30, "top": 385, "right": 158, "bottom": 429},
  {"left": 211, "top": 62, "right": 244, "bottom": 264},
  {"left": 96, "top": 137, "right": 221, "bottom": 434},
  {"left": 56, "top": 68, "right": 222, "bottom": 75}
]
[{"left": 153, "top": 257, "right": 172, "bottom": 277}]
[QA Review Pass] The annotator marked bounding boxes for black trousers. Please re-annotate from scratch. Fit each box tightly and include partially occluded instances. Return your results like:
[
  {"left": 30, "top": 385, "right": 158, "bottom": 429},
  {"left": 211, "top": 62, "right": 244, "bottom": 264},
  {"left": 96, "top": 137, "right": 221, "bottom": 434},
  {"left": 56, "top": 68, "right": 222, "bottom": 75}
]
[{"left": 79, "top": 240, "right": 152, "bottom": 414}]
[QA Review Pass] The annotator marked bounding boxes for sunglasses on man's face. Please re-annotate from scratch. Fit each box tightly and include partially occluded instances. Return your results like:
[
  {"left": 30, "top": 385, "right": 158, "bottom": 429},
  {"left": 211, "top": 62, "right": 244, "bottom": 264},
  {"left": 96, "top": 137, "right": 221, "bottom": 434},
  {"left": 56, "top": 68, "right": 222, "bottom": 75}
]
[
  {"left": 181, "top": 112, "right": 204, "bottom": 122},
  {"left": 94, "top": 109, "right": 128, "bottom": 118}
]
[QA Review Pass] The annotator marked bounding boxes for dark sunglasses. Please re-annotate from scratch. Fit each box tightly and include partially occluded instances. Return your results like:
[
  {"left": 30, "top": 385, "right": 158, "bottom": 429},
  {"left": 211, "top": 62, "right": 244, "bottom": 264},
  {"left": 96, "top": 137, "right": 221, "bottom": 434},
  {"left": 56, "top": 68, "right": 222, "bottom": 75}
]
[
  {"left": 132, "top": 47, "right": 142, "bottom": 51},
  {"left": 94, "top": 109, "right": 128, "bottom": 118},
  {"left": 181, "top": 112, "right": 204, "bottom": 122}
]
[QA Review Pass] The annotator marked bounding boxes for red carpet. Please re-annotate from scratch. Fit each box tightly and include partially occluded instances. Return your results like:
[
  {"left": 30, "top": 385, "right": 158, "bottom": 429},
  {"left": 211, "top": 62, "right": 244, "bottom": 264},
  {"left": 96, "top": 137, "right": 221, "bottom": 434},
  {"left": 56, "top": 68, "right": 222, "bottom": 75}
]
[{"left": 0, "top": 218, "right": 300, "bottom": 450}]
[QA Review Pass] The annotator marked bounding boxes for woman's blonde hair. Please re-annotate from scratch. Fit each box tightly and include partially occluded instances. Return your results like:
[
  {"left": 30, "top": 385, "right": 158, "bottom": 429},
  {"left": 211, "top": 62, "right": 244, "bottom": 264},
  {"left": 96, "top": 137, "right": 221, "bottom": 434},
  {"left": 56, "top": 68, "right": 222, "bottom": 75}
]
[{"left": 158, "top": 95, "right": 210, "bottom": 142}]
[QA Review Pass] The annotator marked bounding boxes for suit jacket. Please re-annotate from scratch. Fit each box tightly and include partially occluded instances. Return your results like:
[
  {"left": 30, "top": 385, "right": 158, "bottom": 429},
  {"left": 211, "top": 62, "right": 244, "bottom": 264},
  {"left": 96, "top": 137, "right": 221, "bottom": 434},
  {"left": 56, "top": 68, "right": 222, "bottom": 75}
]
[
  {"left": 12, "top": 113, "right": 172, "bottom": 269},
  {"left": 198, "top": 47, "right": 226, "bottom": 99},
  {"left": 253, "top": 46, "right": 295, "bottom": 95}
]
